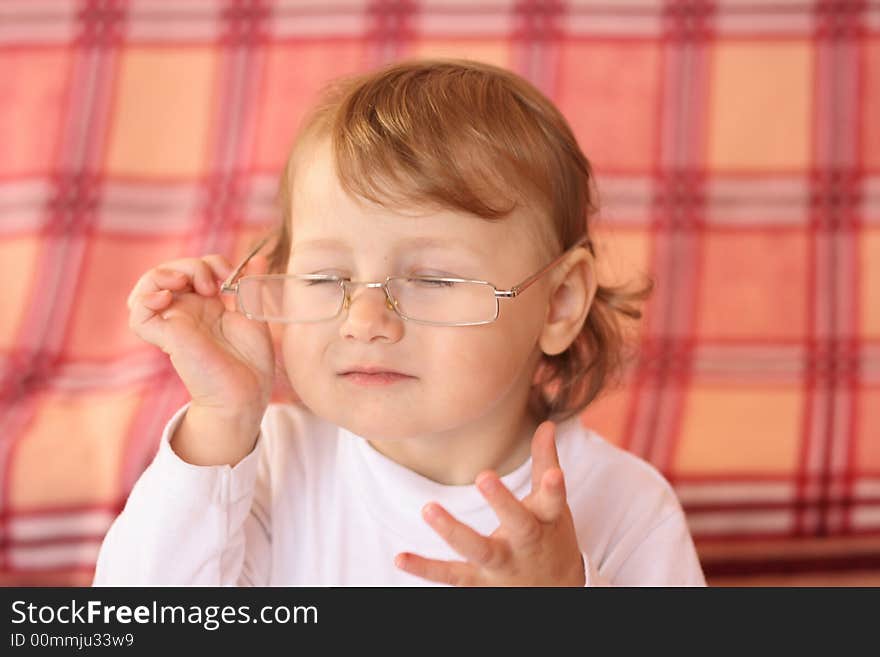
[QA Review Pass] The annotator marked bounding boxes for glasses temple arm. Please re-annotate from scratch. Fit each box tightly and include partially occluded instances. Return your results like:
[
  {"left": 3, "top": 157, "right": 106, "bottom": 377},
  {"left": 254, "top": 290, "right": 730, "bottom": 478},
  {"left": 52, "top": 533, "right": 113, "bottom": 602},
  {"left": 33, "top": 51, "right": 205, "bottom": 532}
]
[
  {"left": 502, "top": 236, "right": 592, "bottom": 298},
  {"left": 220, "top": 228, "right": 280, "bottom": 293}
]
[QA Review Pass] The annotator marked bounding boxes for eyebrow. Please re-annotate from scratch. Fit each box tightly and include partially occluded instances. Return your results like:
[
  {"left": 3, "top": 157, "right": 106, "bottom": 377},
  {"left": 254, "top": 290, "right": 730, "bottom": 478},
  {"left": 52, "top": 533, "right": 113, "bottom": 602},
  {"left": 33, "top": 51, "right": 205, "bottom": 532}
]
[{"left": 292, "top": 236, "right": 484, "bottom": 256}]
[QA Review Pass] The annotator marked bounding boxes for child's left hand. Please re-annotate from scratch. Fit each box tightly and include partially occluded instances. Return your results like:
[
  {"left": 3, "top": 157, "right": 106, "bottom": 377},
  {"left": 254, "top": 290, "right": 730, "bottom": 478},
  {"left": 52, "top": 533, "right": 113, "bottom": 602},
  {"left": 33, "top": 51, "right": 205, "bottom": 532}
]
[{"left": 394, "top": 420, "right": 586, "bottom": 586}]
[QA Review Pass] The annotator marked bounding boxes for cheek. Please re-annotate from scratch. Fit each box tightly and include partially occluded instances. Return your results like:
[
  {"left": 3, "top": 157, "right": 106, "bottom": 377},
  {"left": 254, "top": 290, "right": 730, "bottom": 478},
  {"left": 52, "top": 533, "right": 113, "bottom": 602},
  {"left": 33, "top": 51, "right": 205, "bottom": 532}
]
[
  {"left": 427, "top": 324, "right": 533, "bottom": 397},
  {"left": 277, "top": 314, "right": 540, "bottom": 405},
  {"left": 280, "top": 326, "right": 325, "bottom": 384}
]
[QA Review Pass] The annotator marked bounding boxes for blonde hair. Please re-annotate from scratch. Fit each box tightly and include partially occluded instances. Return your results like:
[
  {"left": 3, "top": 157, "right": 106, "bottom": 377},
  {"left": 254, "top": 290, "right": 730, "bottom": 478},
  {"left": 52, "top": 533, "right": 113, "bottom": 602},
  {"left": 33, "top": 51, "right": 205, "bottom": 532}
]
[{"left": 266, "top": 58, "right": 654, "bottom": 424}]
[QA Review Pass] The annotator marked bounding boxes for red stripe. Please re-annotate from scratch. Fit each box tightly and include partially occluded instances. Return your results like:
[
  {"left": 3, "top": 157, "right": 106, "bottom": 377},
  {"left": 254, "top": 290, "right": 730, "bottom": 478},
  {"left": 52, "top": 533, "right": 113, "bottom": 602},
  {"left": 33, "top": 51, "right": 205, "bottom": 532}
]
[
  {"left": 673, "top": 471, "right": 880, "bottom": 482},
  {"left": 794, "top": 24, "right": 822, "bottom": 537},
  {"left": 684, "top": 497, "right": 880, "bottom": 514},
  {"left": 0, "top": 564, "right": 97, "bottom": 577},
  {"left": 0, "top": 534, "right": 107, "bottom": 550},
  {"left": 844, "top": 15, "right": 867, "bottom": 536},
  {"left": 703, "top": 552, "right": 880, "bottom": 577},
  {"left": 697, "top": 526, "right": 880, "bottom": 544},
  {"left": 0, "top": 500, "right": 125, "bottom": 520}
]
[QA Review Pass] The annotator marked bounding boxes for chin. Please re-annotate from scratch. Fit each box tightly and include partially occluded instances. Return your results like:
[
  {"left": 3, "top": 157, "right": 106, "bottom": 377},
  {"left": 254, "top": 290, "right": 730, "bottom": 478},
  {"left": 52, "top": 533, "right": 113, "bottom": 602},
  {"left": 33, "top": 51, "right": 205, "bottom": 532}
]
[{"left": 299, "top": 394, "right": 416, "bottom": 440}]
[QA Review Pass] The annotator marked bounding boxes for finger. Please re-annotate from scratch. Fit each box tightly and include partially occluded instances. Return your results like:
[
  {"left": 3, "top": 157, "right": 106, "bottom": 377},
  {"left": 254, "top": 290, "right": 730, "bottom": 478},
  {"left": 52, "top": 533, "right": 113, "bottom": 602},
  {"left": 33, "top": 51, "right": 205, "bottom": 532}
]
[
  {"left": 394, "top": 552, "right": 479, "bottom": 587},
  {"left": 421, "top": 503, "right": 506, "bottom": 569},
  {"left": 129, "top": 284, "right": 180, "bottom": 330},
  {"left": 128, "top": 256, "right": 234, "bottom": 309},
  {"left": 128, "top": 288, "right": 176, "bottom": 349},
  {"left": 203, "top": 254, "right": 237, "bottom": 284},
  {"left": 128, "top": 258, "right": 232, "bottom": 335},
  {"left": 532, "top": 467, "right": 568, "bottom": 523},
  {"left": 128, "top": 267, "right": 187, "bottom": 310},
  {"left": 530, "top": 421, "right": 560, "bottom": 494},
  {"left": 127, "top": 269, "right": 189, "bottom": 310},
  {"left": 150, "top": 270, "right": 191, "bottom": 297},
  {"left": 142, "top": 288, "right": 174, "bottom": 310},
  {"left": 191, "top": 258, "right": 220, "bottom": 296},
  {"left": 476, "top": 471, "right": 542, "bottom": 546}
]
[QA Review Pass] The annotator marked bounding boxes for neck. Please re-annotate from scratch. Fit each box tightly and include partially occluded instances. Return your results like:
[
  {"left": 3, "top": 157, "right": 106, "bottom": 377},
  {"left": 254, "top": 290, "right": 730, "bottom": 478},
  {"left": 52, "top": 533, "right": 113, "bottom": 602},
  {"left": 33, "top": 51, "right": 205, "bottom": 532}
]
[{"left": 365, "top": 402, "right": 541, "bottom": 486}]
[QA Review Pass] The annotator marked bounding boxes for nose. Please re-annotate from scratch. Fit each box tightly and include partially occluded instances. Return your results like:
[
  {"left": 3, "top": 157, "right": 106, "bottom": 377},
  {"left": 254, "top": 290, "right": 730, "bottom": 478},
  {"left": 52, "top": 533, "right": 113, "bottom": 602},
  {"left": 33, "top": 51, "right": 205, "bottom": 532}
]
[{"left": 339, "top": 282, "right": 403, "bottom": 343}]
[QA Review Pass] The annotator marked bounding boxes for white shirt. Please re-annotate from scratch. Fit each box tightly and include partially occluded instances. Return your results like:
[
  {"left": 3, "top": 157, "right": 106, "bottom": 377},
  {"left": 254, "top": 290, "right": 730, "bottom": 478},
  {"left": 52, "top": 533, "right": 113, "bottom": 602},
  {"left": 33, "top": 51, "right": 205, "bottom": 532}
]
[{"left": 93, "top": 401, "right": 706, "bottom": 586}]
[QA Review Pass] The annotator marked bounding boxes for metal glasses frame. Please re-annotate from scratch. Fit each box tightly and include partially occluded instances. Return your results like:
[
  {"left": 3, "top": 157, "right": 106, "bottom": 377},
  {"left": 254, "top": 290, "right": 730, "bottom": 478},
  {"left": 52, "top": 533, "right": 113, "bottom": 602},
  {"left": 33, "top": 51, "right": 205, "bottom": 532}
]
[{"left": 220, "top": 229, "right": 593, "bottom": 327}]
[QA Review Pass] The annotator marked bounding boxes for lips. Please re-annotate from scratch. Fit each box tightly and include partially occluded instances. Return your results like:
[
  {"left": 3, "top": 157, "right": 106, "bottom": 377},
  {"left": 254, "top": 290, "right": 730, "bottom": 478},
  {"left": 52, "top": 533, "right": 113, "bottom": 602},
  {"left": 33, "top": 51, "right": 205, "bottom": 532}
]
[
  {"left": 339, "top": 368, "right": 415, "bottom": 387},
  {"left": 339, "top": 365, "right": 410, "bottom": 376}
]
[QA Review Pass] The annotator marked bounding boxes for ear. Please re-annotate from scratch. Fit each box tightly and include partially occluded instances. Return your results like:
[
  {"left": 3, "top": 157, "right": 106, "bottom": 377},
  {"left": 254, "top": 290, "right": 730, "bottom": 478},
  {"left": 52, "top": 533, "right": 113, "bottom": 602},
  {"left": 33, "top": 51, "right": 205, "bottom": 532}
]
[{"left": 538, "top": 249, "right": 597, "bottom": 357}]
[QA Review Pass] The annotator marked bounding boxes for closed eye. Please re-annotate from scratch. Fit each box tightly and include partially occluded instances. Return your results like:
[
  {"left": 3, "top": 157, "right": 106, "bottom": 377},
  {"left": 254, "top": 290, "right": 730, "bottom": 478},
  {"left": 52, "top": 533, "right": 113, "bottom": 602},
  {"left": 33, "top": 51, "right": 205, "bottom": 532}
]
[
  {"left": 298, "top": 273, "right": 345, "bottom": 287},
  {"left": 410, "top": 277, "right": 456, "bottom": 287},
  {"left": 300, "top": 270, "right": 466, "bottom": 280}
]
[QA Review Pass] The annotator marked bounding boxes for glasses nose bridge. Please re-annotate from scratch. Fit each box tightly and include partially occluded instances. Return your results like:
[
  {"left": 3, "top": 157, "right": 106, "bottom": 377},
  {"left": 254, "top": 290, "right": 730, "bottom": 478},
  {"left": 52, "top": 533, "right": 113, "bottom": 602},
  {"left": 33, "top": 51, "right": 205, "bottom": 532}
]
[{"left": 341, "top": 279, "right": 397, "bottom": 313}]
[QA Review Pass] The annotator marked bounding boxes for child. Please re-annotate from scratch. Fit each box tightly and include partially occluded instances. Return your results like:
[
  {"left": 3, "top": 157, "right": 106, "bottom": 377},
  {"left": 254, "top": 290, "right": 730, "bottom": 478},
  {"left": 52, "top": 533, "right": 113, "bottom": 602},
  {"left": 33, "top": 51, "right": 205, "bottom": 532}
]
[{"left": 94, "top": 59, "right": 705, "bottom": 586}]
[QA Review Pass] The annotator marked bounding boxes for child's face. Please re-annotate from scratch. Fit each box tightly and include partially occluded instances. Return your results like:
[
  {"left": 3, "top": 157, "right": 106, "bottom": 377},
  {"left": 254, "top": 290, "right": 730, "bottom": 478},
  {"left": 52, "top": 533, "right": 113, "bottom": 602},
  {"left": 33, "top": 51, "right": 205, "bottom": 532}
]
[{"left": 280, "top": 139, "right": 554, "bottom": 440}]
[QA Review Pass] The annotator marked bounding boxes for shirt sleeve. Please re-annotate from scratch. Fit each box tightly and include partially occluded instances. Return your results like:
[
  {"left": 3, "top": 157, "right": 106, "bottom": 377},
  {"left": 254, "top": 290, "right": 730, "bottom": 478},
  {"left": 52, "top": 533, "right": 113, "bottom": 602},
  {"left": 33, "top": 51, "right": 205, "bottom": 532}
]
[
  {"left": 92, "top": 402, "right": 272, "bottom": 586},
  {"left": 593, "top": 509, "right": 706, "bottom": 587}
]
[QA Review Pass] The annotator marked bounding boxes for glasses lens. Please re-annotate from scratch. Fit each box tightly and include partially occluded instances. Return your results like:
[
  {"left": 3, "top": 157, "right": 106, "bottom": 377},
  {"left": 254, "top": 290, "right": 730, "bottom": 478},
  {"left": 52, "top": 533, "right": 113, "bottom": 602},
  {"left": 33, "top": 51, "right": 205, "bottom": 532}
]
[
  {"left": 237, "top": 275, "right": 344, "bottom": 323},
  {"left": 387, "top": 277, "right": 497, "bottom": 324},
  {"left": 237, "top": 276, "right": 498, "bottom": 325}
]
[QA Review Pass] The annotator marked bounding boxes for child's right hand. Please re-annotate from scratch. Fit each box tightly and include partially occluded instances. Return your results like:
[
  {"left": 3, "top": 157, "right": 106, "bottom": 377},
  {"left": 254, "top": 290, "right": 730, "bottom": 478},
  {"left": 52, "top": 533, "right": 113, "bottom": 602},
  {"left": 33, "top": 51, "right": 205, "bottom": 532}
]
[{"left": 126, "top": 252, "right": 276, "bottom": 432}]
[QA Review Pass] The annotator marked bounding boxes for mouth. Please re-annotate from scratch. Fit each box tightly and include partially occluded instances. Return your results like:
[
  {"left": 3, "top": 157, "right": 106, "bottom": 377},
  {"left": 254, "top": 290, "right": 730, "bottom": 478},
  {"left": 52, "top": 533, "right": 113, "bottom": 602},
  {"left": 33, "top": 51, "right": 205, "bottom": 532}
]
[{"left": 338, "top": 370, "right": 415, "bottom": 386}]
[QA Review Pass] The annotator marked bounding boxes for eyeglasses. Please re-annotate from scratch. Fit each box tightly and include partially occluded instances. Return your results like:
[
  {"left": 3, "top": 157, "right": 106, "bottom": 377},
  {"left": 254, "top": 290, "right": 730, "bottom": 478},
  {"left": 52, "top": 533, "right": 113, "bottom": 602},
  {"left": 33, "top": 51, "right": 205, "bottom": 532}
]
[{"left": 220, "top": 229, "right": 593, "bottom": 327}]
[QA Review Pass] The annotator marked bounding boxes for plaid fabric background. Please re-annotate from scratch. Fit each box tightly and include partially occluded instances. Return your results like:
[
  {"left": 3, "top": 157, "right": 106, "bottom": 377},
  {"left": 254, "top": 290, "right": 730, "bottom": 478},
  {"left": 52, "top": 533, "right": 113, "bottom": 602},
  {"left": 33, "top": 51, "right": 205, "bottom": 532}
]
[{"left": 0, "top": 0, "right": 878, "bottom": 586}]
